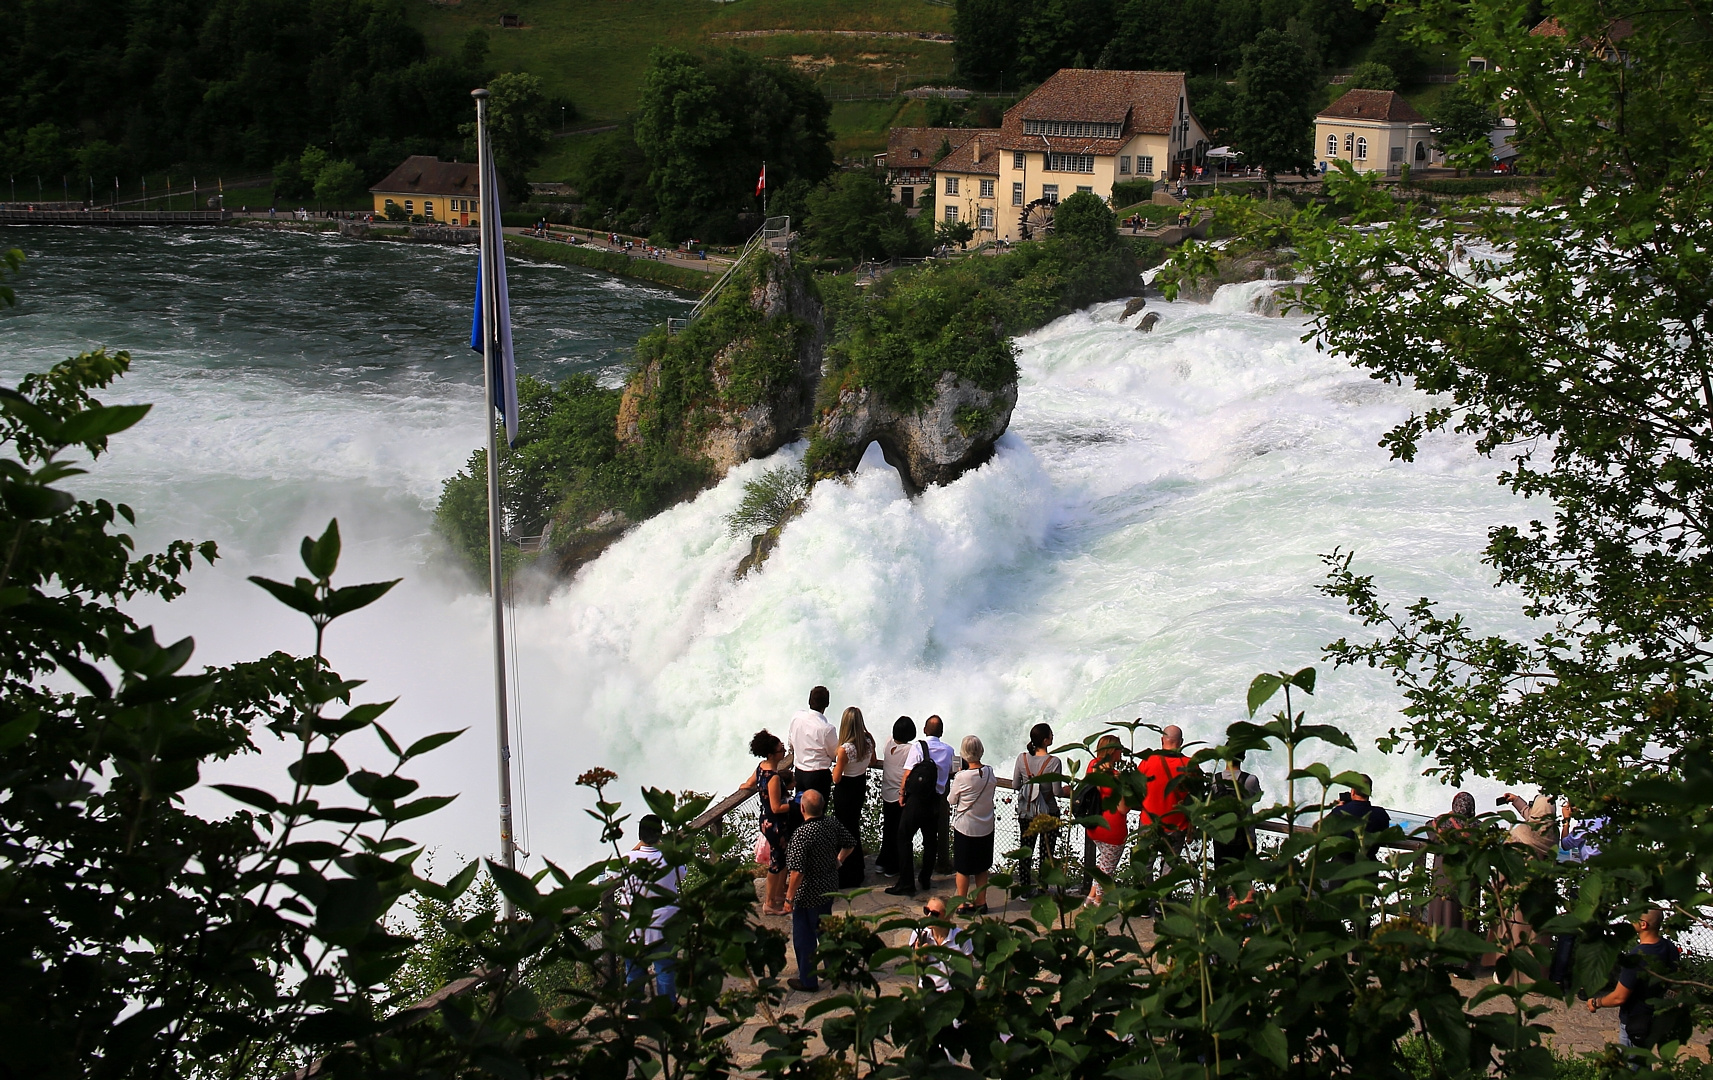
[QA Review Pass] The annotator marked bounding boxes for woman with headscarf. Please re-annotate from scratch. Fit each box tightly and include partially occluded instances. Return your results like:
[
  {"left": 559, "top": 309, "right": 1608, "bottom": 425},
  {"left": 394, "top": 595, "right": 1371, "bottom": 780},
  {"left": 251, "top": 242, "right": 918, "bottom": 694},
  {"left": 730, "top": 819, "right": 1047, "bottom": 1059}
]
[{"left": 1425, "top": 791, "right": 1477, "bottom": 933}]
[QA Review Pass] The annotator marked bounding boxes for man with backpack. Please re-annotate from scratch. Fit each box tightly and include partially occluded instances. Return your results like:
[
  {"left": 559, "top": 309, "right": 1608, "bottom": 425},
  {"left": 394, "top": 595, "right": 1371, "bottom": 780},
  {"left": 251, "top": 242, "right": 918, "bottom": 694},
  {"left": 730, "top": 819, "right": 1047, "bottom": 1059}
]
[
  {"left": 1590, "top": 907, "right": 1682, "bottom": 1052},
  {"left": 887, "top": 715, "right": 955, "bottom": 897},
  {"left": 1132, "top": 726, "right": 1192, "bottom": 911}
]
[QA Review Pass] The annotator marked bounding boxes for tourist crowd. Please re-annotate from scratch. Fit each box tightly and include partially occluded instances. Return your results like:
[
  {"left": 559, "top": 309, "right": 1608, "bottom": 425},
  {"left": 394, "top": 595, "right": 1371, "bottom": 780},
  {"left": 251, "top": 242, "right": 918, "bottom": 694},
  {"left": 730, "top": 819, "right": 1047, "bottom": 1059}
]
[{"left": 614, "top": 685, "right": 1679, "bottom": 1048}]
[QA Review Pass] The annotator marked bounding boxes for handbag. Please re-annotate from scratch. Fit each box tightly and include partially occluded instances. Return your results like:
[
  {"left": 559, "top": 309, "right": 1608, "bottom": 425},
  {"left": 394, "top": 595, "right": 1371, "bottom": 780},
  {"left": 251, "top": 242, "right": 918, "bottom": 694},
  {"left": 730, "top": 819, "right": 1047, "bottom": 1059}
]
[{"left": 754, "top": 833, "right": 771, "bottom": 866}]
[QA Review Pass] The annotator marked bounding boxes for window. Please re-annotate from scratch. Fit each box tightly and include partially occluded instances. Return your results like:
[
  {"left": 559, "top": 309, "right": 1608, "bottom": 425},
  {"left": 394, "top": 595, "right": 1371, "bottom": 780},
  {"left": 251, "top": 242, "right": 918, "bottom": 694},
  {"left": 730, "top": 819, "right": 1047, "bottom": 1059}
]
[
  {"left": 944, "top": 204, "right": 958, "bottom": 222},
  {"left": 1047, "top": 152, "right": 1095, "bottom": 173},
  {"left": 1013, "top": 151, "right": 1025, "bottom": 169},
  {"left": 1355, "top": 137, "right": 1368, "bottom": 160},
  {"left": 1343, "top": 133, "right": 1353, "bottom": 153},
  {"left": 911, "top": 148, "right": 922, "bottom": 159},
  {"left": 424, "top": 201, "right": 434, "bottom": 218},
  {"left": 1076, "top": 185, "right": 1093, "bottom": 194},
  {"left": 979, "top": 179, "right": 995, "bottom": 198},
  {"left": 1119, "top": 155, "right": 1131, "bottom": 174},
  {"left": 1136, "top": 155, "right": 1154, "bottom": 176},
  {"left": 945, "top": 176, "right": 959, "bottom": 196},
  {"left": 1326, "top": 134, "right": 1337, "bottom": 157},
  {"left": 978, "top": 207, "right": 994, "bottom": 230},
  {"left": 1390, "top": 145, "right": 1405, "bottom": 162},
  {"left": 1041, "top": 184, "right": 1059, "bottom": 203},
  {"left": 1023, "top": 119, "right": 1123, "bottom": 138},
  {"left": 1012, "top": 182, "right": 1023, "bottom": 206},
  {"left": 404, "top": 200, "right": 414, "bottom": 212}
]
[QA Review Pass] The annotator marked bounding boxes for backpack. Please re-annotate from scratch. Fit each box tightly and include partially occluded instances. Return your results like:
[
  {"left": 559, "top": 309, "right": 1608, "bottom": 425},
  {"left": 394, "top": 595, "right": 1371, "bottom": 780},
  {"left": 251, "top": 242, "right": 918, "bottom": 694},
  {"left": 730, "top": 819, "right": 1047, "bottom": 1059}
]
[
  {"left": 902, "top": 741, "right": 939, "bottom": 802},
  {"left": 1072, "top": 779, "right": 1105, "bottom": 820}
]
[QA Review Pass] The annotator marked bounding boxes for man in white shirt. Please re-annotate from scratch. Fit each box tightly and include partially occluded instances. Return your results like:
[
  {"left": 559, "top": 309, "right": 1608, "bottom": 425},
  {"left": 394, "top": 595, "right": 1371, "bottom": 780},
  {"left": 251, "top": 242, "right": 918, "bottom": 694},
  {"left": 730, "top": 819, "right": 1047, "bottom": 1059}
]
[
  {"left": 619, "top": 815, "right": 685, "bottom": 1000},
  {"left": 875, "top": 716, "right": 918, "bottom": 877},
  {"left": 887, "top": 714, "right": 956, "bottom": 896},
  {"left": 787, "top": 685, "right": 838, "bottom": 801}
]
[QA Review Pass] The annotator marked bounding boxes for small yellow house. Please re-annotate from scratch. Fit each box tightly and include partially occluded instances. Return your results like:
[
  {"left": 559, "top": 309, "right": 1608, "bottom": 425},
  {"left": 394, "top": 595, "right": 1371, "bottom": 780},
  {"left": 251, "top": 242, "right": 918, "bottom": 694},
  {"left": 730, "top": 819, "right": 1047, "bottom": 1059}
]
[
  {"left": 369, "top": 156, "right": 494, "bottom": 223},
  {"left": 992, "top": 68, "right": 1207, "bottom": 242},
  {"left": 1314, "top": 89, "right": 1436, "bottom": 175},
  {"left": 930, "top": 130, "right": 1003, "bottom": 239}
]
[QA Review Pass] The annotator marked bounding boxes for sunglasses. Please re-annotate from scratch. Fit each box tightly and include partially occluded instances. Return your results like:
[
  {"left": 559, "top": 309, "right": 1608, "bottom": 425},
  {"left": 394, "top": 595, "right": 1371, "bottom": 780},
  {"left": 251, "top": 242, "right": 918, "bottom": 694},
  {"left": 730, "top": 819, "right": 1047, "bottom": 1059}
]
[{"left": 923, "top": 906, "right": 945, "bottom": 918}]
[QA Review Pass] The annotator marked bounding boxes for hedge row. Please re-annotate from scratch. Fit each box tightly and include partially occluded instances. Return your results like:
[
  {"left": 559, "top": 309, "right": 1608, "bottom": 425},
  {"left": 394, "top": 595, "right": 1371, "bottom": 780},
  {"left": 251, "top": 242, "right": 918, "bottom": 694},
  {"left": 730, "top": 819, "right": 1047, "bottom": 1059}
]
[{"left": 503, "top": 234, "right": 719, "bottom": 292}]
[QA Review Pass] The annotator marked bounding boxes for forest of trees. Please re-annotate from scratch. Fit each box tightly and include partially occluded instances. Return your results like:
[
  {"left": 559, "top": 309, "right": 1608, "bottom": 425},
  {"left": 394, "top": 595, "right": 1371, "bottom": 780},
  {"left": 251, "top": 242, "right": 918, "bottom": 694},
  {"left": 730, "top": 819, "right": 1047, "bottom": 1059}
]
[
  {"left": 0, "top": 0, "right": 530, "bottom": 192},
  {"left": 953, "top": 0, "right": 1427, "bottom": 105}
]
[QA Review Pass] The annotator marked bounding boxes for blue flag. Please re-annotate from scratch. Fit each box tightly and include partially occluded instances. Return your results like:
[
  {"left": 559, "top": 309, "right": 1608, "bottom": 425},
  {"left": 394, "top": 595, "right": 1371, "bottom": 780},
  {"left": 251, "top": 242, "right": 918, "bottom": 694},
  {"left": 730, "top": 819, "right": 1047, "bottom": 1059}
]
[{"left": 470, "top": 145, "right": 518, "bottom": 447}]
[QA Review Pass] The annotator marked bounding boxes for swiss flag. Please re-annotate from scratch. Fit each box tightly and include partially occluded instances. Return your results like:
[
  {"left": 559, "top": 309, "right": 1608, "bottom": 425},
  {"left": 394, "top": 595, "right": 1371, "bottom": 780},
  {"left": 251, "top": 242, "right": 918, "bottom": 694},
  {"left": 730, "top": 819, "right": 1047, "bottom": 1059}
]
[{"left": 755, "top": 162, "right": 766, "bottom": 197}]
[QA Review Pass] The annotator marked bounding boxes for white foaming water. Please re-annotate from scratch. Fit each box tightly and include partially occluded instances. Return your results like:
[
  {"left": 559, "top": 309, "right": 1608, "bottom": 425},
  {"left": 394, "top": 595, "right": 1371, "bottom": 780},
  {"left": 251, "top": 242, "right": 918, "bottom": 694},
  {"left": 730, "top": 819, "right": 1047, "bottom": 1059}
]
[{"left": 4, "top": 229, "right": 1527, "bottom": 870}]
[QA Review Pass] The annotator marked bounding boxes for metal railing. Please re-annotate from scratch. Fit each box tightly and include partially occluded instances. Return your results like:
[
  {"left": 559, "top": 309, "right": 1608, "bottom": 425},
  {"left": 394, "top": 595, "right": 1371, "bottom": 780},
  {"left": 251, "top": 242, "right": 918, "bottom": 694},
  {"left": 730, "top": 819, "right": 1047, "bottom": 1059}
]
[{"left": 667, "top": 216, "right": 789, "bottom": 335}]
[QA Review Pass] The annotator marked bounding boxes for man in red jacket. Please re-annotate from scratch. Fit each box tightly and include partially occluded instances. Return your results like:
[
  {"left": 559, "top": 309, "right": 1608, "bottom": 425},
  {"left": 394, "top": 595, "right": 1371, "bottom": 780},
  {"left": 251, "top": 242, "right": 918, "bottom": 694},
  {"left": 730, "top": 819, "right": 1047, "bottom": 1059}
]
[{"left": 1135, "top": 725, "right": 1192, "bottom": 911}]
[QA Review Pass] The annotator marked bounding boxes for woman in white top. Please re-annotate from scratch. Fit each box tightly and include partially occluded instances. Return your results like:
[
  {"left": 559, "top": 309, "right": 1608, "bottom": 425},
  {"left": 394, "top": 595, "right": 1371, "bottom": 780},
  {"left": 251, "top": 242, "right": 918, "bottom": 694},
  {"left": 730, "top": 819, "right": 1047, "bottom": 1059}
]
[
  {"left": 832, "top": 706, "right": 877, "bottom": 887},
  {"left": 947, "top": 734, "right": 998, "bottom": 914},
  {"left": 874, "top": 716, "right": 916, "bottom": 877},
  {"left": 1011, "top": 722, "right": 1065, "bottom": 895}
]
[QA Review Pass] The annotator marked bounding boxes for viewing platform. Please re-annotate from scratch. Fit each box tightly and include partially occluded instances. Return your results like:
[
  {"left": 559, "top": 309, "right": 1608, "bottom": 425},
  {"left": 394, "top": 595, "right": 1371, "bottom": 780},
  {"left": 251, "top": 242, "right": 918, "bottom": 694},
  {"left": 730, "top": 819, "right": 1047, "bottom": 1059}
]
[{"left": 0, "top": 208, "right": 232, "bottom": 226}]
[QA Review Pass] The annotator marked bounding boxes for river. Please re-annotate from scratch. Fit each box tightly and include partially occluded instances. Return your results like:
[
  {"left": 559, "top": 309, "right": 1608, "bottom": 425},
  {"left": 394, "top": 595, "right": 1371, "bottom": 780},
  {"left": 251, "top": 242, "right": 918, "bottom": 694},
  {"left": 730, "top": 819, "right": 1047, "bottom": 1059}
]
[{"left": 1, "top": 226, "right": 1525, "bottom": 869}]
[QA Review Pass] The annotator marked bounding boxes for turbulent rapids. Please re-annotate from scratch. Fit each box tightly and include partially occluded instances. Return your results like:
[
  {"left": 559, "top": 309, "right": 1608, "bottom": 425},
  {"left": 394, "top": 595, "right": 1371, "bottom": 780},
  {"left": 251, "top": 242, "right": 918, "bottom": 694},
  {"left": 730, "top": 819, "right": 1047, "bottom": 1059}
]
[{"left": 0, "top": 226, "right": 1526, "bottom": 868}]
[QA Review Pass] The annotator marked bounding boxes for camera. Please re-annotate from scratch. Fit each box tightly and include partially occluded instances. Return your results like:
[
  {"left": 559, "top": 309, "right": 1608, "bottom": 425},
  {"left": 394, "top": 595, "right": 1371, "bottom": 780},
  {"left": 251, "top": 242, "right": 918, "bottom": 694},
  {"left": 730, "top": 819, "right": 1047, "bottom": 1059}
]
[{"left": 1495, "top": 797, "right": 1510, "bottom": 807}]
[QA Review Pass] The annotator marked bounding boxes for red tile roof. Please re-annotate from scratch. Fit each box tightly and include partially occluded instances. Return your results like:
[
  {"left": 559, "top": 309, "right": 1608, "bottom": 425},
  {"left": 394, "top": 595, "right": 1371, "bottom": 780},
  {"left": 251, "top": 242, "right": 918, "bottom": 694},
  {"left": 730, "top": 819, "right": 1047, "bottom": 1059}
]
[
  {"left": 933, "top": 129, "right": 1002, "bottom": 175},
  {"left": 1316, "top": 89, "right": 1427, "bottom": 124},
  {"left": 370, "top": 155, "right": 495, "bottom": 198},
  {"left": 997, "top": 69, "right": 1192, "bottom": 155},
  {"left": 885, "top": 128, "right": 973, "bottom": 170}
]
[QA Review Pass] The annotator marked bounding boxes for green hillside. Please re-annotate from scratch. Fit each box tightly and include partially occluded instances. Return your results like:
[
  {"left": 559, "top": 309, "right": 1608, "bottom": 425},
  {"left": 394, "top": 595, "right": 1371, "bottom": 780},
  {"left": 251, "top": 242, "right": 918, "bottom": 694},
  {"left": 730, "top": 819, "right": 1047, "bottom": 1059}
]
[{"left": 409, "top": 0, "right": 955, "bottom": 125}]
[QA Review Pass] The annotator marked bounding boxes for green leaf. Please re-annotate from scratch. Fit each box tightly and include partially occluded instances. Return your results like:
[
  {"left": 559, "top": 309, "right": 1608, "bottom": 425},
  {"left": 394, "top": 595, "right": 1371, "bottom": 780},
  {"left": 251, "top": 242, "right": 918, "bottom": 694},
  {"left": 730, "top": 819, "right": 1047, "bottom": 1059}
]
[
  {"left": 323, "top": 579, "right": 401, "bottom": 619},
  {"left": 404, "top": 728, "right": 466, "bottom": 760},
  {"left": 1295, "top": 724, "right": 1357, "bottom": 752},
  {"left": 1247, "top": 673, "right": 1284, "bottom": 716},
  {"left": 388, "top": 794, "right": 456, "bottom": 821},
  {"left": 0, "top": 715, "right": 41, "bottom": 751},
  {"left": 487, "top": 860, "right": 542, "bottom": 912},
  {"left": 58, "top": 403, "right": 151, "bottom": 444},
  {"left": 301, "top": 519, "right": 341, "bottom": 580},
  {"left": 0, "top": 389, "right": 63, "bottom": 441},
  {"left": 248, "top": 575, "right": 321, "bottom": 617},
  {"left": 211, "top": 784, "right": 282, "bottom": 812},
  {"left": 1253, "top": 1021, "right": 1288, "bottom": 1068},
  {"left": 1289, "top": 666, "right": 1316, "bottom": 693},
  {"left": 289, "top": 751, "right": 349, "bottom": 786}
]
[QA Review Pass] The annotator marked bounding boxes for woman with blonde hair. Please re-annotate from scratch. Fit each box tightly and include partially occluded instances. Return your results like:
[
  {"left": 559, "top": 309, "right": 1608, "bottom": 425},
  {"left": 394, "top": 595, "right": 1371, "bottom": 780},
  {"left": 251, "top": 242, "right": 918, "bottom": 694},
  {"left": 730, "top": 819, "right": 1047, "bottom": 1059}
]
[{"left": 832, "top": 706, "right": 876, "bottom": 887}]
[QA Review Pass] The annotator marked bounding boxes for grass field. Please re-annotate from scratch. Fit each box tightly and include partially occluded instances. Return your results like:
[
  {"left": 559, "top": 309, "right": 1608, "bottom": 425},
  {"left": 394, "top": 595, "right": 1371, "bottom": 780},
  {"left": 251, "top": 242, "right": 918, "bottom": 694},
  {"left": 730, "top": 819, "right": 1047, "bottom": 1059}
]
[{"left": 410, "top": 0, "right": 953, "bottom": 124}]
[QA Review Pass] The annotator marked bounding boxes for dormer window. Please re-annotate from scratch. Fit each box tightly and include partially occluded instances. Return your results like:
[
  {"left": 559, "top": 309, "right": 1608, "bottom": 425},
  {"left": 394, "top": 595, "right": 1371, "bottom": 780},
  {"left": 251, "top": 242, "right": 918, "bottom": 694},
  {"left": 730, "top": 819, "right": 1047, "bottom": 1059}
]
[
  {"left": 1023, "top": 120, "right": 1123, "bottom": 139},
  {"left": 910, "top": 148, "right": 922, "bottom": 159}
]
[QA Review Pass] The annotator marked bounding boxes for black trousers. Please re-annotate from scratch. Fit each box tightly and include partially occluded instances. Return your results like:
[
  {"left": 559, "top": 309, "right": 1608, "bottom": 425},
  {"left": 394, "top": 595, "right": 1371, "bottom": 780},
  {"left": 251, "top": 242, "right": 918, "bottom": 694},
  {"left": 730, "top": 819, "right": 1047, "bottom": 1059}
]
[
  {"left": 796, "top": 768, "right": 832, "bottom": 803},
  {"left": 878, "top": 800, "right": 903, "bottom": 874},
  {"left": 897, "top": 795, "right": 941, "bottom": 891}
]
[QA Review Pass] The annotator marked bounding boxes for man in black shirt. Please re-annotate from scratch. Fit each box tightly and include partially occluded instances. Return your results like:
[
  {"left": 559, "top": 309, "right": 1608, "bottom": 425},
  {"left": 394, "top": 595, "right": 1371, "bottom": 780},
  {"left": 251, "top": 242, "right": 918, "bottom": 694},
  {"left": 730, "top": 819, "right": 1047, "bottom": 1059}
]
[
  {"left": 1590, "top": 908, "right": 1682, "bottom": 1050},
  {"left": 784, "top": 789, "right": 856, "bottom": 993},
  {"left": 1328, "top": 775, "right": 1390, "bottom": 936}
]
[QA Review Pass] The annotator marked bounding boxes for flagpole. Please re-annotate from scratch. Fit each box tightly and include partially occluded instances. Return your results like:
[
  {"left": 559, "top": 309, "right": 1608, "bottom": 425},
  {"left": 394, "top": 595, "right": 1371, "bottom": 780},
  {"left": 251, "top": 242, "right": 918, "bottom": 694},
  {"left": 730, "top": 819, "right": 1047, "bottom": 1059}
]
[{"left": 473, "top": 87, "right": 519, "bottom": 913}]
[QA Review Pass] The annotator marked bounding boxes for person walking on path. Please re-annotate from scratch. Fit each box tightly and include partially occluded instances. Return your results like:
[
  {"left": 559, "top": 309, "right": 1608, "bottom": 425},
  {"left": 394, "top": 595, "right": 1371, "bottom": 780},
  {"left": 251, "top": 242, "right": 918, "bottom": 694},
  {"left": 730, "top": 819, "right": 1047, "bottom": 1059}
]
[
  {"left": 832, "top": 706, "right": 876, "bottom": 888},
  {"left": 618, "top": 814, "right": 684, "bottom": 1001},
  {"left": 1589, "top": 907, "right": 1682, "bottom": 1051},
  {"left": 887, "top": 715, "right": 955, "bottom": 897},
  {"left": 783, "top": 789, "right": 856, "bottom": 993},
  {"left": 739, "top": 731, "right": 797, "bottom": 916},
  {"left": 1083, "top": 734, "right": 1130, "bottom": 908},
  {"left": 948, "top": 735, "right": 998, "bottom": 914},
  {"left": 876, "top": 717, "right": 917, "bottom": 877},
  {"left": 788, "top": 686, "right": 838, "bottom": 802},
  {"left": 1012, "top": 723, "right": 1064, "bottom": 896}
]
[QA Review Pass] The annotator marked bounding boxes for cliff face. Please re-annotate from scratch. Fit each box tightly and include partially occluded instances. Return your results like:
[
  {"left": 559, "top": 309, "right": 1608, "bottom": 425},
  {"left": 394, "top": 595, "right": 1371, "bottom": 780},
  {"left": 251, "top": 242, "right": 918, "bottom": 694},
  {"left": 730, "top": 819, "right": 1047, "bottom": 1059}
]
[
  {"left": 544, "top": 251, "right": 1019, "bottom": 576},
  {"left": 812, "top": 373, "right": 1017, "bottom": 495}
]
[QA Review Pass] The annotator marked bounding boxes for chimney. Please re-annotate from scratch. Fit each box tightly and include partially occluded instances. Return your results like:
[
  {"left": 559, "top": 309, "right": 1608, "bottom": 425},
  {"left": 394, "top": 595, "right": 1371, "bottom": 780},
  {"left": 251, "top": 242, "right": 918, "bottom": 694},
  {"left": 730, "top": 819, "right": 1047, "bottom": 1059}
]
[{"left": 972, "top": 137, "right": 982, "bottom": 161}]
